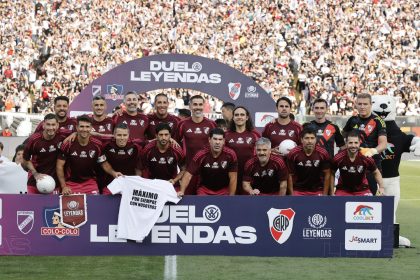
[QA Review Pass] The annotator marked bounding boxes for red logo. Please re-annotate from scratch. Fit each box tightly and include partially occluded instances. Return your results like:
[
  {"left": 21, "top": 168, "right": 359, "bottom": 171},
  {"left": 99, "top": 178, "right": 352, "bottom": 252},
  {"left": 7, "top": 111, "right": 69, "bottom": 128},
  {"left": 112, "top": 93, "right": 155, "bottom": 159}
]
[
  {"left": 60, "top": 194, "right": 88, "bottom": 228},
  {"left": 267, "top": 208, "right": 296, "bottom": 244}
]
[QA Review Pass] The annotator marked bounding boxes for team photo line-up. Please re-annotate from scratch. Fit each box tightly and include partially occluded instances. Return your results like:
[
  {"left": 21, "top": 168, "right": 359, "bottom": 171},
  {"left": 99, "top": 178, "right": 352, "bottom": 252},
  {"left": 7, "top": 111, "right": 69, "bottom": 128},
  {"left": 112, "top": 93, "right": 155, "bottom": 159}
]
[{"left": 17, "top": 91, "right": 393, "bottom": 200}]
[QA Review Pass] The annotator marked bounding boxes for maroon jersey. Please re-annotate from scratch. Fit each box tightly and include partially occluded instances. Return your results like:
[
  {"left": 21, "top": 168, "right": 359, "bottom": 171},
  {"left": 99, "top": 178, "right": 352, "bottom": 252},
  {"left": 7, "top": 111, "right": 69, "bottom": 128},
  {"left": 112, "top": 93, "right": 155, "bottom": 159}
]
[
  {"left": 187, "top": 146, "right": 237, "bottom": 190},
  {"left": 140, "top": 140, "right": 185, "bottom": 180},
  {"left": 35, "top": 117, "right": 77, "bottom": 134},
  {"left": 177, "top": 117, "right": 217, "bottom": 164},
  {"left": 225, "top": 130, "right": 260, "bottom": 169},
  {"left": 91, "top": 116, "right": 114, "bottom": 135},
  {"left": 332, "top": 149, "right": 377, "bottom": 192},
  {"left": 98, "top": 140, "right": 142, "bottom": 186},
  {"left": 243, "top": 154, "right": 288, "bottom": 194},
  {"left": 112, "top": 112, "right": 149, "bottom": 144},
  {"left": 23, "top": 132, "right": 66, "bottom": 187},
  {"left": 287, "top": 145, "right": 330, "bottom": 192},
  {"left": 147, "top": 113, "right": 180, "bottom": 139},
  {"left": 262, "top": 120, "right": 302, "bottom": 147},
  {"left": 58, "top": 137, "right": 102, "bottom": 183}
]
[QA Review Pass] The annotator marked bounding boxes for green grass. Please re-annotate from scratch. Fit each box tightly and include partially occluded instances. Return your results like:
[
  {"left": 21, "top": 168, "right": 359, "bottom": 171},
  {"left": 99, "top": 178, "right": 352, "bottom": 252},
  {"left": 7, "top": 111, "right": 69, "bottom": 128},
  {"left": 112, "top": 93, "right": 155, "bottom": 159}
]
[{"left": 1, "top": 162, "right": 419, "bottom": 280}]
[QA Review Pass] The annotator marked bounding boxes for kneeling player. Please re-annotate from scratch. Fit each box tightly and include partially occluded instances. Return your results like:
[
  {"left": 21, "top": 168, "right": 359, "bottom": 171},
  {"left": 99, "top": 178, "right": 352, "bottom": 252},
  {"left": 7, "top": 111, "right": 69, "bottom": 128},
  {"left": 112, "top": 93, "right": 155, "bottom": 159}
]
[{"left": 332, "top": 130, "right": 384, "bottom": 196}]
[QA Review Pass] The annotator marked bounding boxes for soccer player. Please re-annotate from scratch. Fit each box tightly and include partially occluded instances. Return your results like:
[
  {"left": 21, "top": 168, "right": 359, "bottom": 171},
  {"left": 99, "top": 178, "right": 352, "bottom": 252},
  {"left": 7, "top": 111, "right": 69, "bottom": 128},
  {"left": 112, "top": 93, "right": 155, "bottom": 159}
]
[
  {"left": 287, "top": 126, "right": 332, "bottom": 195},
  {"left": 309, "top": 98, "right": 345, "bottom": 158},
  {"left": 22, "top": 114, "right": 66, "bottom": 194},
  {"left": 100, "top": 123, "right": 143, "bottom": 194},
  {"left": 262, "top": 96, "right": 302, "bottom": 152},
  {"left": 176, "top": 95, "right": 216, "bottom": 194},
  {"left": 343, "top": 93, "right": 387, "bottom": 194},
  {"left": 35, "top": 96, "right": 77, "bottom": 133},
  {"left": 332, "top": 130, "right": 384, "bottom": 196},
  {"left": 178, "top": 128, "right": 238, "bottom": 196},
  {"left": 141, "top": 122, "right": 185, "bottom": 189},
  {"left": 90, "top": 95, "right": 114, "bottom": 138},
  {"left": 146, "top": 93, "right": 180, "bottom": 140},
  {"left": 57, "top": 115, "right": 121, "bottom": 195},
  {"left": 112, "top": 91, "right": 149, "bottom": 145},
  {"left": 243, "top": 137, "right": 288, "bottom": 195},
  {"left": 225, "top": 106, "right": 261, "bottom": 194},
  {"left": 221, "top": 102, "right": 235, "bottom": 123}
]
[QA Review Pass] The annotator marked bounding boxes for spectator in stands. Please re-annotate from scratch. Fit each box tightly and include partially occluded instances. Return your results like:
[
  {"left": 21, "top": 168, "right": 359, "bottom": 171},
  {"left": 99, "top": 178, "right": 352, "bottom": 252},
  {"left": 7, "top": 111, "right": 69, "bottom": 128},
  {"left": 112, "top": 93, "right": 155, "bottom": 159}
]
[
  {"left": 1, "top": 126, "right": 12, "bottom": 137},
  {"left": 12, "top": 144, "right": 25, "bottom": 165}
]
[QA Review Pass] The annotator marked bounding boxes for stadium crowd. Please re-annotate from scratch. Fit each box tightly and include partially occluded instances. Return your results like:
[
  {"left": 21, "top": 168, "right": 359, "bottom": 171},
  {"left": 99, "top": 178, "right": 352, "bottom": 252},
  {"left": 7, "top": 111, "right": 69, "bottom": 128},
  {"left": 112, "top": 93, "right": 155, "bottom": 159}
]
[{"left": 0, "top": 0, "right": 419, "bottom": 116}]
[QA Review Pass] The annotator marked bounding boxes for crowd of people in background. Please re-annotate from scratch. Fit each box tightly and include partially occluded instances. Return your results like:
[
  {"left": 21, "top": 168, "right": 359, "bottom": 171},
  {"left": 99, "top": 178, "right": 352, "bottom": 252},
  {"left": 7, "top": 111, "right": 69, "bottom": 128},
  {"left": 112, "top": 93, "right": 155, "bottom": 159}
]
[{"left": 0, "top": 0, "right": 419, "bottom": 116}]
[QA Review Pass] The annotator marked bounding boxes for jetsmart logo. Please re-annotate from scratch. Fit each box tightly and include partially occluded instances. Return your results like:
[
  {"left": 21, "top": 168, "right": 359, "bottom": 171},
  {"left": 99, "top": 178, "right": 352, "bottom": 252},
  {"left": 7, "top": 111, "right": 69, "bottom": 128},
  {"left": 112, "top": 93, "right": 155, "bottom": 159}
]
[
  {"left": 130, "top": 61, "right": 221, "bottom": 84},
  {"left": 345, "top": 202, "right": 382, "bottom": 224},
  {"left": 345, "top": 229, "right": 381, "bottom": 251}
]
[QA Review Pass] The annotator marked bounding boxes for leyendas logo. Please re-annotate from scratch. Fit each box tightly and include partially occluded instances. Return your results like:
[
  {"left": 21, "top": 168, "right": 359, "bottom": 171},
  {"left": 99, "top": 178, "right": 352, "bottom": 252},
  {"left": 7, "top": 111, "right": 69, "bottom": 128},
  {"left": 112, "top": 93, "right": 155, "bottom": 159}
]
[{"left": 267, "top": 208, "right": 296, "bottom": 244}]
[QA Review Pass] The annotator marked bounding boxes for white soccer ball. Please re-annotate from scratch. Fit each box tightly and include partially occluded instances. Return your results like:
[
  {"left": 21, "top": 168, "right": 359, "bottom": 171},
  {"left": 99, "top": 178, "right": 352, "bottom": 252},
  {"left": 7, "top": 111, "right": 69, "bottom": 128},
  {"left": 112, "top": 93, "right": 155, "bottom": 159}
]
[
  {"left": 279, "top": 139, "right": 297, "bottom": 156},
  {"left": 36, "top": 175, "right": 56, "bottom": 194}
]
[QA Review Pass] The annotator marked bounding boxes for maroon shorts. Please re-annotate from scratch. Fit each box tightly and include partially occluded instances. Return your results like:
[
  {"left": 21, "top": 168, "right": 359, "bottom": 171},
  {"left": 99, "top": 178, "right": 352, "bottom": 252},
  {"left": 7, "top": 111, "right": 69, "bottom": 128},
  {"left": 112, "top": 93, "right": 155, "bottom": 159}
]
[
  {"left": 335, "top": 189, "right": 372, "bottom": 196},
  {"left": 197, "top": 185, "right": 229, "bottom": 196},
  {"left": 27, "top": 185, "right": 60, "bottom": 195},
  {"left": 66, "top": 179, "right": 99, "bottom": 195},
  {"left": 293, "top": 190, "right": 323, "bottom": 196}
]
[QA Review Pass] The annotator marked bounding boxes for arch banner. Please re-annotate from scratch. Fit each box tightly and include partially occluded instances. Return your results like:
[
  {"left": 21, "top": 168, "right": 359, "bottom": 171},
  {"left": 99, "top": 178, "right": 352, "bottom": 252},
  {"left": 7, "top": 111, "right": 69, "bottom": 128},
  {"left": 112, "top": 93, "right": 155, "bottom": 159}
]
[{"left": 69, "top": 54, "right": 277, "bottom": 127}]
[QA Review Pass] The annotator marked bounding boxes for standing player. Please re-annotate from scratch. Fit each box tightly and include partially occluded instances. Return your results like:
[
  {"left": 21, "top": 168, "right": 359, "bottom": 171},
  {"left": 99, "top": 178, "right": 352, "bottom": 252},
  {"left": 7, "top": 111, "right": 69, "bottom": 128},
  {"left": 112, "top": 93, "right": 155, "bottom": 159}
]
[
  {"left": 57, "top": 115, "right": 121, "bottom": 195},
  {"left": 243, "top": 138, "right": 288, "bottom": 195},
  {"left": 225, "top": 106, "right": 260, "bottom": 194},
  {"left": 332, "top": 130, "right": 384, "bottom": 196},
  {"left": 262, "top": 96, "right": 302, "bottom": 151},
  {"left": 343, "top": 93, "right": 387, "bottom": 194},
  {"left": 309, "top": 98, "right": 345, "bottom": 158},
  {"left": 178, "top": 128, "right": 237, "bottom": 196},
  {"left": 146, "top": 93, "right": 180, "bottom": 140},
  {"left": 90, "top": 95, "right": 114, "bottom": 138},
  {"left": 100, "top": 123, "right": 143, "bottom": 194},
  {"left": 141, "top": 123, "right": 185, "bottom": 189},
  {"left": 23, "top": 113, "right": 66, "bottom": 194},
  {"left": 287, "top": 127, "right": 332, "bottom": 196},
  {"left": 221, "top": 102, "right": 235, "bottom": 123},
  {"left": 35, "top": 96, "right": 77, "bottom": 133},
  {"left": 112, "top": 91, "right": 149, "bottom": 145},
  {"left": 176, "top": 95, "right": 216, "bottom": 194}
]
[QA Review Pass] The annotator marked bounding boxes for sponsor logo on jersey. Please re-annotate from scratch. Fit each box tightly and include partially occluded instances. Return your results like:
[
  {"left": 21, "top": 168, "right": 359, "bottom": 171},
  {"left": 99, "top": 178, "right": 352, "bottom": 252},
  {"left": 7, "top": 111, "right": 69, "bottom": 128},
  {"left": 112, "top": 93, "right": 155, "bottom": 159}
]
[
  {"left": 267, "top": 208, "right": 295, "bottom": 244},
  {"left": 40, "top": 148, "right": 46, "bottom": 153}
]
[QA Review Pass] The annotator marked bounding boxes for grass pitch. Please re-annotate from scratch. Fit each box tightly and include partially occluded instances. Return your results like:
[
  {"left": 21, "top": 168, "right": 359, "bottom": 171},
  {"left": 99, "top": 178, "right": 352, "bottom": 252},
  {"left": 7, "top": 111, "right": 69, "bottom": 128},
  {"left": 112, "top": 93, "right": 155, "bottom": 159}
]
[{"left": 1, "top": 161, "right": 419, "bottom": 280}]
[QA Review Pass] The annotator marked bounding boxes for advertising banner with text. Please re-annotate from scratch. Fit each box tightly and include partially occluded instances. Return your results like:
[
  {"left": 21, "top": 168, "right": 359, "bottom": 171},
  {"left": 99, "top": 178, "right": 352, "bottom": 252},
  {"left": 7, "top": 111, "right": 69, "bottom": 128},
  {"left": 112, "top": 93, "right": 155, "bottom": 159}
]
[{"left": 0, "top": 195, "right": 393, "bottom": 257}]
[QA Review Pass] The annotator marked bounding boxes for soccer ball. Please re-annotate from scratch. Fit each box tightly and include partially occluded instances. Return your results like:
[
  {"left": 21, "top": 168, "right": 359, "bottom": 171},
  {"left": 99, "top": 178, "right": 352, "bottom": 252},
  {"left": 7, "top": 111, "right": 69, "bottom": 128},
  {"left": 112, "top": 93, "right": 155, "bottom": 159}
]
[
  {"left": 279, "top": 139, "right": 297, "bottom": 156},
  {"left": 36, "top": 175, "right": 56, "bottom": 194}
]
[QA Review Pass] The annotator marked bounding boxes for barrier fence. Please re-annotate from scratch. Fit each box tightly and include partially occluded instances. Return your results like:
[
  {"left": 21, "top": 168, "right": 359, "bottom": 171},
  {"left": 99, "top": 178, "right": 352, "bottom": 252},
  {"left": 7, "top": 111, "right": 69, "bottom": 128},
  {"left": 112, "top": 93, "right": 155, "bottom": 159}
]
[{"left": 0, "top": 195, "right": 393, "bottom": 257}]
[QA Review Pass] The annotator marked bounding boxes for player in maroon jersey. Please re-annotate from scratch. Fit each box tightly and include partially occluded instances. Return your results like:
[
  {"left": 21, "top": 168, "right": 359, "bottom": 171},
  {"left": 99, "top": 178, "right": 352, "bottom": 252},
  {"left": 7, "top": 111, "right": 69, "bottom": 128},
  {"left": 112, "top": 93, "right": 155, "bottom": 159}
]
[
  {"left": 23, "top": 113, "right": 66, "bottom": 194},
  {"left": 35, "top": 96, "right": 77, "bottom": 133},
  {"left": 178, "top": 128, "right": 238, "bottom": 196},
  {"left": 225, "top": 106, "right": 260, "bottom": 194},
  {"left": 332, "top": 130, "right": 384, "bottom": 196},
  {"left": 57, "top": 115, "right": 122, "bottom": 195},
  {"left": 100, "top": 123, "right": 143, "bottom": 195},
  {"left": 262, "top": 96, "right": 302, "bottom": 152},
  {"left": 287, "top": 126, "right": 332, "bottom": 196},
  {"left": 140, "top": 122, "right": 185, "bottom": 190},
  {"left": 112, "top": 91, "right": 149, "bottom": 145},
  {"left": 90, "top": 95, "right": 114, "bottom": 138},
  {"left": 176, "top": 95, "right": 217, "bottom": 194},
  {"left": 146, "top": 93, "right": 180, "bottom": 140},
  {"left": 243, "top": 137, "right": 288, "bottom": 195}
]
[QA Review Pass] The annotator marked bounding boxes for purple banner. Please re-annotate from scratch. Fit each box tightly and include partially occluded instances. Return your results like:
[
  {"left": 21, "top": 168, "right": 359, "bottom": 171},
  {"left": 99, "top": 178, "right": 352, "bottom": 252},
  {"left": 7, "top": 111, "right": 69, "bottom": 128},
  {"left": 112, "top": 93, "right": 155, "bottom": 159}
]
[
  {"left": 69, "top": 54, "right": 277, "bottom": 128},
  {"left": 0, "top": 195, "right": 393, "bottom": 257}
]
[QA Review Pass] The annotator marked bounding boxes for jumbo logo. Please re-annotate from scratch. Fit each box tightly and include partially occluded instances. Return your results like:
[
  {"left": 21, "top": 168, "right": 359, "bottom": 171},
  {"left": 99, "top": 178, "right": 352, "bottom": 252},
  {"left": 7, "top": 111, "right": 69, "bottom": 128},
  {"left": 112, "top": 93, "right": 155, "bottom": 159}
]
[
  {"left": 267, "top": 208, "right": 295, "bottom": 244},
  {"left": 228, "top": 83, "right": 241, "bottom": 100}
]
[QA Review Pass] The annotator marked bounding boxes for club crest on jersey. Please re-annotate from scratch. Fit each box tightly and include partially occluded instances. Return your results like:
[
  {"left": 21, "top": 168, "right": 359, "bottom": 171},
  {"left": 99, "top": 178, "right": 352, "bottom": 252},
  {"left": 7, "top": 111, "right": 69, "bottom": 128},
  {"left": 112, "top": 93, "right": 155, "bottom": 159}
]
[
  {"left": 325, "top": 130, "right": 331, "bottom": 136},
  {"left": 267, "top": 208, "right": 295, "bottom": 244},
  {"left": 17, "top": 211, "right": 34, "bottom": 235},
  {"left": 89, "top": 150, "right": 96, "bottom": 158},
  {"left": 228, "top": 82, "right": 241, "bottom": 100},
  {"left": 288, "top": 130, "right": 295, "bottom": 137}
]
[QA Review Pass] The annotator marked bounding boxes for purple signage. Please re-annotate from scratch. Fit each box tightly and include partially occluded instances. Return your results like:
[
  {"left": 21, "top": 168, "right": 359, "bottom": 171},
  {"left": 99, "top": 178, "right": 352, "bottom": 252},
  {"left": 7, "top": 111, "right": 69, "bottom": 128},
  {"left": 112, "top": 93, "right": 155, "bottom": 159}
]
[
  {"left": 69, "top": 54, "right": 276, "bottom": 128},
  {"left": 0, "top": 195, "right": 393, "bottom": 257}
]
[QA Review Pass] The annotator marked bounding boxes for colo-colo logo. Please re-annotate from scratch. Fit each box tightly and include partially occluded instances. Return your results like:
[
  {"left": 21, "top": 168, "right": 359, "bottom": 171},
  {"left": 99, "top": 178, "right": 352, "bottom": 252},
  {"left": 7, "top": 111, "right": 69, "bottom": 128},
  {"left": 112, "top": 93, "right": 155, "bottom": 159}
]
[
  {"left": 130, "top": 61, "right": 221, "bottom": 84},
  {"left": 90, "top": 205, "right": 256, "bottom": 244}
]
